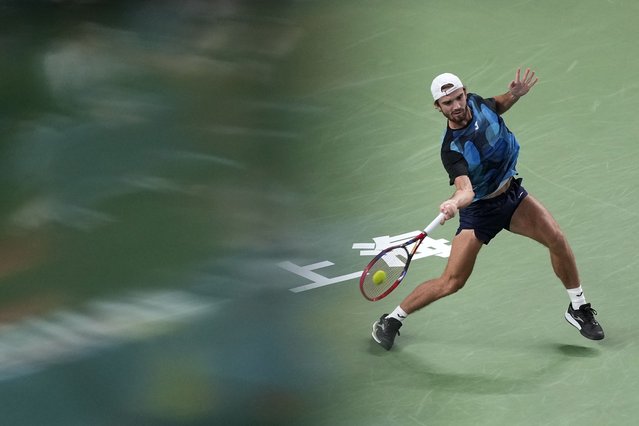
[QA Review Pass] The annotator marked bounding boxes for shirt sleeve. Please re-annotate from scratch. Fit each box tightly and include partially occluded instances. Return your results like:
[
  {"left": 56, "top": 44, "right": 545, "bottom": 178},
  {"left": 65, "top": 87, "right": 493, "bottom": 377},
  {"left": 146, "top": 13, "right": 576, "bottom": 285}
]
[
  {"left": 478, "top": 94, "right": 497, "bottom": 113},
  {"left": 441, "top": 147, "right": 468, "bottom": 185}
]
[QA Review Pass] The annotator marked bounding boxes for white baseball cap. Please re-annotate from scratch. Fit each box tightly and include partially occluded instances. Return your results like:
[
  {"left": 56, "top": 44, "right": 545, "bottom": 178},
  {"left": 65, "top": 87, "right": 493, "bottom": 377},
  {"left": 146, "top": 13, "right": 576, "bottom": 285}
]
[{"left": 430, "top": 73, "right": 464, "bottom": 101}]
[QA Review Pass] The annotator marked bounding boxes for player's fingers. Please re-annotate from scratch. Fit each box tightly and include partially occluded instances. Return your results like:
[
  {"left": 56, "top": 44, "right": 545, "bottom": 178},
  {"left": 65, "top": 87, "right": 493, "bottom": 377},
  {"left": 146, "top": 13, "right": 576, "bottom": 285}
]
[
  {"left": 525, "top": 70, "right": 535, "bottom": 84},
  {"left": 442, "top": 204, "right": 456, "bottom": 220},
  {"left": 439, "top": 208, "right": 449, "bottom": 222}
]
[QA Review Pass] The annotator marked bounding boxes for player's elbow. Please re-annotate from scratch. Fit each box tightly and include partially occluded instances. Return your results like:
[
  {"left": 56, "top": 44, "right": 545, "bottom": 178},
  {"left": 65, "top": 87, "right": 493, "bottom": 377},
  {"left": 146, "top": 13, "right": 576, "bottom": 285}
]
[
  {"left": 465, "top": 188, "right": 475, "bottom": 203},
  {"left": 453, "top": 176, "right": 475, "bottom": 208},
  {"left": 459, "top": 188, "right": 474, "bottom": 209}
]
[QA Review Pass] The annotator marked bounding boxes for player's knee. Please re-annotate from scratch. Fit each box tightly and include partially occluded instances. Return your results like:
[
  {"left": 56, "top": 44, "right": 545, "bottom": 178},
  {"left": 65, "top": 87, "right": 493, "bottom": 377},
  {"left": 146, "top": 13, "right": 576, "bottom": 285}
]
[
  {"left": 442, "top": 275, "right": 468, "bottom": 295},
  {"left": 545, "top": 225, "right": 569, "bottom": 251}
]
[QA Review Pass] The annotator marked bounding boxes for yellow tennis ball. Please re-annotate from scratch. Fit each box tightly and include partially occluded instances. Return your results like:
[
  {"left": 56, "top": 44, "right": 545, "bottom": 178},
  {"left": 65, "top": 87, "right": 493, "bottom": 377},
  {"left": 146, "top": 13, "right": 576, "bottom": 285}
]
[{"left": 372, "top": 270, "right": 386, "bottom": 285}]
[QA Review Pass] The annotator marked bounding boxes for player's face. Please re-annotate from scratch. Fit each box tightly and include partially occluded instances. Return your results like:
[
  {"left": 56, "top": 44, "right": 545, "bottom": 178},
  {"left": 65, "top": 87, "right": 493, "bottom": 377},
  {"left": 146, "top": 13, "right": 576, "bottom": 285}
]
[{"left": 435, "top": 88, "right": 470, "bottom": 127}]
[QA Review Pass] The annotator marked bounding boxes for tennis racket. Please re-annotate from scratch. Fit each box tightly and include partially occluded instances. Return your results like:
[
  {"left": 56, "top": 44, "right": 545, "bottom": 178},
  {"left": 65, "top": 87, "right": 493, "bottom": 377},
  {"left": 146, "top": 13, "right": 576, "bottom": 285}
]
[{"left": 359, "top": 212, "right": 446, "bottom": 301}]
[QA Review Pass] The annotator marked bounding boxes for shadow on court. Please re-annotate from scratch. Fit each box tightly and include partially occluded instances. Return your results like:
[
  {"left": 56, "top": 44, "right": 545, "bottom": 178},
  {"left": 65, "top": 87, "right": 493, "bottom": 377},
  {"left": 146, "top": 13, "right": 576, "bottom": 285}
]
[
  {"left": 364, "top": 338, "right": 604, "bottom": 396},
  {"left": 551, "top": 343, "right": 601, "bottom": 358}
]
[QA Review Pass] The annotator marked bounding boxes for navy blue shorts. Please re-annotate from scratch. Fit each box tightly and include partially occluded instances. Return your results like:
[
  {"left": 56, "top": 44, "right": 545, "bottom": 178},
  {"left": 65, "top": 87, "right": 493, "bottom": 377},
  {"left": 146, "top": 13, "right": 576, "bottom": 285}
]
[{"left": 457, "top": 178, "right": 528, "bottom": 244}]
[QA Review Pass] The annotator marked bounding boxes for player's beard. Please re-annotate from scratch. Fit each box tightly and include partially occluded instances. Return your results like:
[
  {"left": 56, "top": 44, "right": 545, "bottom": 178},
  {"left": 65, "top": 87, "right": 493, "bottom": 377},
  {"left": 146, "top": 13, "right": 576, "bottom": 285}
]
[{"left": 447, "top": 107, "right": 471, "bottom": 127}]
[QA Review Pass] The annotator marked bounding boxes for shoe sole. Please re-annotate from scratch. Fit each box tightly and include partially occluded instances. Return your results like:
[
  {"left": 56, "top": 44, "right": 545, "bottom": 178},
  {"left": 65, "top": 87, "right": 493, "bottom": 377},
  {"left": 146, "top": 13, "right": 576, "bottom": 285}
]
[
  {"left": 371, "top": 320, "right": 392, "bottom": 350},
  {"left": 564, "top": 311, "right": 604, "bottom": 340},
  {"left": 371, "top": 320, "right": 382, "bottom": 343}
]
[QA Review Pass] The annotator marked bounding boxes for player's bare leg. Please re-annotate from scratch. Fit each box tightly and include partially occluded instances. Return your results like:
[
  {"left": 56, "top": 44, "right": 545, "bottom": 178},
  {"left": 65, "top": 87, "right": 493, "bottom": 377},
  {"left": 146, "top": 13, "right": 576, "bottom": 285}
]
[
  {"left": 372, "top": 230, "right": 482, "bottom": 350},
  {"left": 400, "top": 229, "right": 483, "bottom": 313},
  {"left": 509, "top": 195, "right": 579, "bottom": 289},
  {"left": 509, "top": 195, "right": 604, "bottom": 340}
]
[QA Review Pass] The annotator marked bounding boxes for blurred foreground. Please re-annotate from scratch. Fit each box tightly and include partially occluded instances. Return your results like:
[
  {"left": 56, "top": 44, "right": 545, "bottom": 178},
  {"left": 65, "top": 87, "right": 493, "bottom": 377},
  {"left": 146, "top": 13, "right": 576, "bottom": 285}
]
[{"left": 0, "top": 1, "right": 329, "bottom": 424}]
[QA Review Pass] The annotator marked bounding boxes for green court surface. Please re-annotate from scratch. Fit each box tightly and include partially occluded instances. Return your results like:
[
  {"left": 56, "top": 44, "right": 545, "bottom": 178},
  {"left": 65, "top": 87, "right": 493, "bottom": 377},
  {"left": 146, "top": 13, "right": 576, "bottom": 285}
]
[{"left": 1, "top": 1, "right": 638, "bottom": 425}]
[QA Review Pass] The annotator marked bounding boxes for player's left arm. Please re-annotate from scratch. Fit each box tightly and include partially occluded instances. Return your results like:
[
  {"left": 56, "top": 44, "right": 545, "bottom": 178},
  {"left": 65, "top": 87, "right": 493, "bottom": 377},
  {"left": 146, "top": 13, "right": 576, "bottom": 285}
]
[{"left": 493, "top": 68, "right": 539, "bottom": 115}]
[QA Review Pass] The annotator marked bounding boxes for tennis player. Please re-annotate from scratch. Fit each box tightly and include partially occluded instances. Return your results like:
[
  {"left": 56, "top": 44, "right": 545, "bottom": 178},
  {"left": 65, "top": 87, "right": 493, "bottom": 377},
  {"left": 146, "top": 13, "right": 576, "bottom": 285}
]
[{"left": 373, "top": 68, "right": 604, "bottom": 350}]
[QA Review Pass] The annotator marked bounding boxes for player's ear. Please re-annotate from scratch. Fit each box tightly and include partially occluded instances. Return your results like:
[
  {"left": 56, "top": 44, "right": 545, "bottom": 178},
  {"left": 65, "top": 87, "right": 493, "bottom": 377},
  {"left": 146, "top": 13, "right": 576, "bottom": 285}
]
[{"left": 433, "top": 101, "right": 441, "bottom": 111}]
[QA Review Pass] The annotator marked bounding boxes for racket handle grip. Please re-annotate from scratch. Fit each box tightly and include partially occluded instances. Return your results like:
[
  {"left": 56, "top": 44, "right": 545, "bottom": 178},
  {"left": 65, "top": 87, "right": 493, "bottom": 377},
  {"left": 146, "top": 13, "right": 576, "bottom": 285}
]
[{"left": 424, "top": 212, "right": 446, "bottom": 234}]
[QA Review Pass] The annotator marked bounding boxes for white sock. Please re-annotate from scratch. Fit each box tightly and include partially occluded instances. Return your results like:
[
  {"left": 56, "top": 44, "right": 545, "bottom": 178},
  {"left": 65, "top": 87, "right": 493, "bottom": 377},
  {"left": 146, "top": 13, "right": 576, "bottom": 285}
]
[
  {"left": 567, "top": 286, "right": 586, "bottom": 309},
  {"left": 388, "top": 306, "right": 408, "bottom": 323}
]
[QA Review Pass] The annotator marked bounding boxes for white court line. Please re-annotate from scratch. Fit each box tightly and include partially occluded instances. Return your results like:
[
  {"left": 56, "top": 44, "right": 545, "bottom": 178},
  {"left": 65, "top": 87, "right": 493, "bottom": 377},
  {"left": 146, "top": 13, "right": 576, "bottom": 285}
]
[{"left": 280, "top": 261, "right": 361, "bottom": 293}]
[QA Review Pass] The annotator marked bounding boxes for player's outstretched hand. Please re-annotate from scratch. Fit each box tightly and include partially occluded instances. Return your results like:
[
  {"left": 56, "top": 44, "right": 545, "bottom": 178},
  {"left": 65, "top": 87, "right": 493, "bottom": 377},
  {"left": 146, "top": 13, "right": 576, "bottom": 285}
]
[{"left": 509, "top": 68, "right": 539, "bottom": 98}]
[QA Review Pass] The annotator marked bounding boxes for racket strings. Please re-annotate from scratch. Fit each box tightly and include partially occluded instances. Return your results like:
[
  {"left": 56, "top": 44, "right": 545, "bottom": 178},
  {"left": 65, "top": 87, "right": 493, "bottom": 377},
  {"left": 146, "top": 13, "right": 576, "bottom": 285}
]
[{"left": 361, "top": 248, "right": 408, "bottom": 299}]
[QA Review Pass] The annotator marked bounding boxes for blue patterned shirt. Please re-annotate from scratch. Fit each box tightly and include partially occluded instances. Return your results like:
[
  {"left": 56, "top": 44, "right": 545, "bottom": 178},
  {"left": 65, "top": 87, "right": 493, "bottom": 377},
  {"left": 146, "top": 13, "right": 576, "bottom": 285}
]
[{"left": 440, "top": 93, "right": 519, "bottom": 201}]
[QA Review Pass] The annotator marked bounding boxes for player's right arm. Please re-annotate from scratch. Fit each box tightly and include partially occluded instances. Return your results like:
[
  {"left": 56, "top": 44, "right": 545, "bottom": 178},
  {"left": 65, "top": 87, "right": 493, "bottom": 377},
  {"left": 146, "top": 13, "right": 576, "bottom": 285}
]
[{"left": 440, "top": 175, "right": 474, "bottom": 222}]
